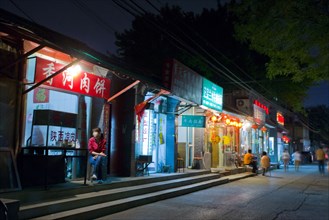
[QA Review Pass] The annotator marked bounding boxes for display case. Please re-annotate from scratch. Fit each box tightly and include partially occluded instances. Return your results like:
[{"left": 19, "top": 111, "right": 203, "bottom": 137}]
[{"left": 19, "top": 110, "right": 88, "bottom": 188}]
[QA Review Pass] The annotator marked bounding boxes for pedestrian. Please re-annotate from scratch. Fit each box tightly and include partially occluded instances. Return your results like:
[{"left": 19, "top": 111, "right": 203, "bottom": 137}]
[
  {"left": 244, "top": 149, "right": 258, "bottom": 174},
  {"left": 282, "top": 149, "right": 290, "bottom": 172},
  {"left": 293, "top": 150, "right": 302, "bottom": 171},
  {"left": 88, "top": 127, "right": 107, "bottom": 183},
  {"left": 260, "top": 151, "right": 270, "bottom": 176},
  {"left": 315, "top": 146, "right": 325, "bottom": 176}
]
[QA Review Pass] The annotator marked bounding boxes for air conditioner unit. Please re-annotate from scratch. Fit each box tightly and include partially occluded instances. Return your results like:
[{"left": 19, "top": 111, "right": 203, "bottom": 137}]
[{"left": 236, "top": 99, "right": 250, "bottom": 112}]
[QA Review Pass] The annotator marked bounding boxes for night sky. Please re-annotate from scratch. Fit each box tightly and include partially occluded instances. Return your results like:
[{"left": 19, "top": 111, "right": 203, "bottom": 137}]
[{"left": 1, "top": 0, "right": 328, "bottom": 108}]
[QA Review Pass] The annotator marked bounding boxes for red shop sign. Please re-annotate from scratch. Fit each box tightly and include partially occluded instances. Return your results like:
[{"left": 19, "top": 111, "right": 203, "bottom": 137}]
[
  {"left": 35, "top": 57, "right": 110, "bottom": 99},
  {"left": 253, "top": 100, "right": 269, "bottom": 115}
]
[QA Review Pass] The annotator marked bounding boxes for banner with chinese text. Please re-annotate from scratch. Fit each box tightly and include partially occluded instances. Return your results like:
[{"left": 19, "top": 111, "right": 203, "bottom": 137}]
[{"left": 35, "top": 57, "right": 110, "bottom": 99}]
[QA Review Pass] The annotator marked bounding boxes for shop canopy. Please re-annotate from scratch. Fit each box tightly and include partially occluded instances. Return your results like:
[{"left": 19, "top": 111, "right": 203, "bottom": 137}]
[{"left": 0, "top": 8, "right": 161, "bottom": 89}]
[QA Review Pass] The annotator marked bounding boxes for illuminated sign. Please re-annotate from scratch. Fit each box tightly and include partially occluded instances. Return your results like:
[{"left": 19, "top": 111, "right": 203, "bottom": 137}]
[
  {"left": 277, "top": 112, "right": 284, "bottom": 126},
  {"left": 253, "top": 104, "right": 266, "bottom": 125},
  {"left": 201, "top": 78, "right": 223, "bottom": 112},
  {"left": 35, "top": 57, "right": 111, "bottom": 99},
  {"left": 181, "top": 115, "right": 206, "bottom": 128},
  {"left": 253, "top": 100, "right": 269, "bottom": 115}
]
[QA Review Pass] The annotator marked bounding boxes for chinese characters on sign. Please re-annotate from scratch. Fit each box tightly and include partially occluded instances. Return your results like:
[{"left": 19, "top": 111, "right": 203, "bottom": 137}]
[
  {"left": 253, "top": 104, "right": 266, "bottom": 125},
  {"left": 162, "top": 59, "right": 202, "bottom": 104},
  {"left": 181, "top": 115, "right": 206, "bottom": 128},
  {"left": 201, "top": 78, "right": 223, "bottom": 112},
  {"left": 35, "top": 57, "right": 110, "bottom": 99},
  {"left": 50, "top": 130, "right": 76, "bottom": 143}
]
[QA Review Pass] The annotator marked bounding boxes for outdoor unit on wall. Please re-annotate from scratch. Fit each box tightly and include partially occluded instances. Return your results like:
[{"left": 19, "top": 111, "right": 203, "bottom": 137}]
[{"left": 236, "top": 99, "right": 250, "bottom": 113}]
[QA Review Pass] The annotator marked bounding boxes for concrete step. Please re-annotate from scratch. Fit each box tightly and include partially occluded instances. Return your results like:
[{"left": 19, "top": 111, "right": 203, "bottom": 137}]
[
  {"left": 9, "top": 170, "right": 211, "bottom": 206},
  {"left": 19, "top": 173, "right": 219, "bottom": 219},
  {"left": 32, "top": 178, "right": 231, "bottom": 220}
]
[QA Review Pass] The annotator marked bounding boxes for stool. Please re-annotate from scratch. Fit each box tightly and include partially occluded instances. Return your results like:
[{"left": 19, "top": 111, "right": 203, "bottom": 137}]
[
  {"left": 192, "top": 157, "right": 202, "bottom": 169},
  {"left": 177, "top": 158, "right": 184, "bottom": 173}
]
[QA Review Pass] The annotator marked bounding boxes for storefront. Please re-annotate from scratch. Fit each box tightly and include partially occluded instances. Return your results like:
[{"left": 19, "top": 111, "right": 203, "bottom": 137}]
[
  {"left": 18, "top": 41, "right": 112, "bottom": 187},
  {"left": 135, "top": 93, "right": 168, "bottom": 173}
]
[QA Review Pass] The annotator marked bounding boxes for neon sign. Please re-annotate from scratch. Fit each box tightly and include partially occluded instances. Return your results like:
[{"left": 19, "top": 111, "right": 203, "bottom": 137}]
[
  {"left": 277, "top": 112, "right": 284, "bottom": 126},
  {"left": 253, "top": 100, "right": 269, "bottom": 115}
]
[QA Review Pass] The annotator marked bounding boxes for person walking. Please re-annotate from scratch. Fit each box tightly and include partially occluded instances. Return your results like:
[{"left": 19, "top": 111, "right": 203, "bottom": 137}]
[
  {"left": 315, "top": 146, "right": 325, "bottom": 176},
  {"left": 88, "top": 127, "right": 107, "bottom": 183},
  {"left": 260, "top": 151, "right": 270, "bottom": 176},
  {"left": 293, "top": 150, "right": 302, "bottom": 171},
  {"left": 244, "top": 149, "right": 258, "bottom": 174},
  {"left": 282, "top": 149, "right": 290, "bottom": 172}
]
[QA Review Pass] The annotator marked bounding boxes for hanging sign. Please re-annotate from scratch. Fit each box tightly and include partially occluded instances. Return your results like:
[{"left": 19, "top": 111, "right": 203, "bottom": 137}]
[
  {"left": 181, "top": 115, "right": 206, "bottom": 128},
  {"left": 34, "top": 57, "right": 111, "bottom": 99},
  {"left": 162, "top": 59, "right": 202, "bottom": 104},
  {"left": 201, "top": 78, "right": 223, "bottom": 112}
]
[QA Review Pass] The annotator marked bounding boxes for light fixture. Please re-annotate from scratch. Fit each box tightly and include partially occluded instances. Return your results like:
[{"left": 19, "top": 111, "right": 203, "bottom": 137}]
[
  {"left": 261, "top": 126, "right": 267, "bottom": 132},
  {"left": 67, "top": 64, "right": 81, "bottom": 77},
  {"left": 225, "top": 118, "right": 231, "bottom": 124},
  {"left": 251, "top": 124, "right": 258, "bottom": 129},
  {"left": 211, "top": 115, "right": 217, "bottom": 122}
]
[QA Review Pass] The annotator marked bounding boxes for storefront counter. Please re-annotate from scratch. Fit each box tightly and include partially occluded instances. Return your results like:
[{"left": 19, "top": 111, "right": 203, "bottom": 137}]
[{"left": 18, "top": 147, "right": 88, "bottom": 189}]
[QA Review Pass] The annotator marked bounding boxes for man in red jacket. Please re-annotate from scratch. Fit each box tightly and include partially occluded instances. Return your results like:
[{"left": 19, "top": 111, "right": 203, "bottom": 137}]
[{"left": 88, "top": 127, "right": 107, "bottom": 183}]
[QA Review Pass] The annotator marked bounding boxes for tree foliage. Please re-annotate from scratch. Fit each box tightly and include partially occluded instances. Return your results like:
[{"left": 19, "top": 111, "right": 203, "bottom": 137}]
[
  {"left": 232, "top": 0, "right": 329, "bottom": 83},
  {"left": 114, "top": 3, "right": 315, "bottom": 111},
  {"left": 306, "top": 105, "right": 329, "bottom": 145}
]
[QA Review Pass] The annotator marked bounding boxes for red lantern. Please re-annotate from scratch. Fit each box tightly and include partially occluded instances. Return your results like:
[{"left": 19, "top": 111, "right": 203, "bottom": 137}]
[{"left": 251, "top": 124, "right": 258, "bottom": 129}]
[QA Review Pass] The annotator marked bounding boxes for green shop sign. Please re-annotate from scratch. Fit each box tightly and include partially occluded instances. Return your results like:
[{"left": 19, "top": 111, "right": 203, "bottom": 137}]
[
  {"left": 201, "top": 78, "right": 223, "bottom": 112},
  {"left": 181, "top": 115, "right": 206, "bottom": 128}
]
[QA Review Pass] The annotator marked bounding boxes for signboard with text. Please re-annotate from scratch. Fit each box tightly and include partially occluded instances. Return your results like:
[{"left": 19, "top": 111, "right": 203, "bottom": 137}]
[
  {"left": 253, "top": 104, "right": 266, "bottom": 125},
  {"left": 162, "top": 59, "right": 202, "bottom": 104},
  {"left": 35, "top": 57, "right": 111, "bottom": 99},
  {"left": 201, "top": 78, "right": 223, "bottom": 112},
  {"left": 181, "top": 115, "right": 206, "bottom": 128}
]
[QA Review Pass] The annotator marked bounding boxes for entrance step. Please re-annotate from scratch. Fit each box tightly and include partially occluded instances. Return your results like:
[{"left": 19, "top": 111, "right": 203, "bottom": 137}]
[
  {"left": 32, "top": 178, "right": 230, "bottom": 220},
  {"left": 19, "top": 172, "right": 218, "bottom": 219}
]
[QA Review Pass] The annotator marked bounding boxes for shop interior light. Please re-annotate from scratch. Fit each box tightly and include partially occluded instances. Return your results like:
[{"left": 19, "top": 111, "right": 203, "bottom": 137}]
[{"left": 225, "top": 118, "right": 231, "bottom": 124}]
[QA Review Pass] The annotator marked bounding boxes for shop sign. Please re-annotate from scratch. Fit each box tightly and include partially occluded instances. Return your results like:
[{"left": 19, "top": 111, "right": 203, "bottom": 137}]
[
  {"left": 253, "top": 100, "right": 269, "bottom": 114},
  {"left": 253, "top": 104, "right": 266, "bottom": 125},
  {"left": 277, "top": 112, "right": 284, "bottom": 126},
  {"left": 162, "top": 59, "right": 202, "bottom": 104},
  {"left": 181, "top": 115, "right": 206, "bottom": 128},
  {"left": 34, "top": 57, "right": 111, "bottom": 99},
  {"left": 201, "top": 78, "right": 223, "bottom": 112}
]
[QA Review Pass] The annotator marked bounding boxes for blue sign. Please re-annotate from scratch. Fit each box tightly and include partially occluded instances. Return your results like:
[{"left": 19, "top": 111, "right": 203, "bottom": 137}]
[
  {"left": 201, "top": 78, "right": 223, "bottom": 112},
  {"left": 181, "top": 115, "right": 206, "bottom": 128}
]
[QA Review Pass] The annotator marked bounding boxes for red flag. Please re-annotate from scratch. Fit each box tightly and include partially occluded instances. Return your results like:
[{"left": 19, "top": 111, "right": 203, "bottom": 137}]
[{"left": 134, "top": 89, "right": 170, "bottom": 122}]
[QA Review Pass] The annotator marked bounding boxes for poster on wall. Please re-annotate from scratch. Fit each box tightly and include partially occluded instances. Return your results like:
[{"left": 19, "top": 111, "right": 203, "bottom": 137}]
[
  {"left": 34, "top": 57, "right": 111, "bottom": 99},
  {"left": 33, "top": 88, "right": 49, "bottom": 103}
]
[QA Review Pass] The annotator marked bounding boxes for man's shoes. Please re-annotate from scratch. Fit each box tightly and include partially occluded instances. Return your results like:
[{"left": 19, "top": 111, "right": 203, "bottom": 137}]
[{"left": 91, "top": 174, "right": 97, "bottom": 183}]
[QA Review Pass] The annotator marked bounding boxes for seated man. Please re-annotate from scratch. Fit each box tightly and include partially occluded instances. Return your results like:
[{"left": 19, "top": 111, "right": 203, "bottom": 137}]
[
  {"left": 244, "top": 149, "right": 258, "bottom": 174},
  {"left": 260, "top": 151, "right": 270, "bottom": 176}
]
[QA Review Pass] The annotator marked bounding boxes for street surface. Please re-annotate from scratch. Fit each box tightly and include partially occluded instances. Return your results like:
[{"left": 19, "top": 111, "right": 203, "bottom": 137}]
[{"left": 98, "top": 164, "right": 329, "bottom": 220}]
